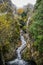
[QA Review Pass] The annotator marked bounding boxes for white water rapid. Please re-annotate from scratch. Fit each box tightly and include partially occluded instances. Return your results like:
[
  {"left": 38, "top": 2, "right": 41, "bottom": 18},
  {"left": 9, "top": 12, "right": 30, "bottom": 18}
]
[
  {"left": 17, "top": 30, "right": 26, "bottom": 59},
  {"left": 8, "top": 30, "right": 27, "bottom": 65},
  {"left": 6, "top": 17, "right": 36, "bottom": 65}
]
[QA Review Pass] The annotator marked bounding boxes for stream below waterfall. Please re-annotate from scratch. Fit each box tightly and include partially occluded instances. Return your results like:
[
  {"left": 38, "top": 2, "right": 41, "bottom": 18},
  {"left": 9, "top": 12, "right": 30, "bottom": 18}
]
[
  {"left": 7, "top": 30, "right": 28, "bottom": 65},
  {"left": 6, "top": 17, "right": 37, "bottom": 65}
]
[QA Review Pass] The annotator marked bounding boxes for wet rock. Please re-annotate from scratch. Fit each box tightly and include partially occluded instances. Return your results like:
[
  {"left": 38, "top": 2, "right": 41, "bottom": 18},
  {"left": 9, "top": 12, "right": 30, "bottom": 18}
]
[{"left": 27, "top": 60, "right": 37, "bottom": 65}]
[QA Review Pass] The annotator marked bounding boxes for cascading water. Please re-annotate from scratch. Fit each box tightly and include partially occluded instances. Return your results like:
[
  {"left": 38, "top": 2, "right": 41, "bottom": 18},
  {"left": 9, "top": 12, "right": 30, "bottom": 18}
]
[
  {"left": 6, "top": 17, "right": 37, "bottom": 65},
  {"left": 17, "top": 30, "right": 26, "bottom": 59},
  {"left": 7, "top": 30, "right": 27, "bottom": 65}
]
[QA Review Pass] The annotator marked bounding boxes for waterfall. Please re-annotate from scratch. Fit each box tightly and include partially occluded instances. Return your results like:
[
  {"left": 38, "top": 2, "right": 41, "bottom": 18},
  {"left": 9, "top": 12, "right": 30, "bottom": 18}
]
[
  {"left": 27, "top": 17, "right": 31, "bottom": 27},
  {"left": 7, "top": 17, "right": 31, "bottom": 65},
  {"left": 17, "top": 30, "right": 26, "bottom": 59},
  {"left": 6, "top": 17, "right": 37, "bottom": 65},
  {"left": 8, "top": 30, "right": 27, "bottom": 65}
]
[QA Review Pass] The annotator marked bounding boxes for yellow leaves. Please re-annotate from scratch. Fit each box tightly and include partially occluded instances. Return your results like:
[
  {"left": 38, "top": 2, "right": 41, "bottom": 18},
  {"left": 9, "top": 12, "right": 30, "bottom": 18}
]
[
  {"left": 3, "top": 20, "right": 10, "bottom": 29},
  {"left": 0, "top": 14, "right": 11, "bottom": 46},
  {"left": 4, "top": 40, "right": 10, "bottom": 46},
  {"left": 0, "top": 15, "right": 10, "bottom": 30},
  {"left": 24, "top": 18, "right": 27, "bottom": 22},
  {"left": 17, "top": 8, "right": 24, "bottom": 14}
]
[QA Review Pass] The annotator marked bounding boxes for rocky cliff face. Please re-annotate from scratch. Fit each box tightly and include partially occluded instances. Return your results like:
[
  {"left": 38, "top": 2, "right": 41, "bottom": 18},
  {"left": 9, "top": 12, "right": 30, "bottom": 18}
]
[
  {"left": 24, "top": 4, "right": 34, "bottom": 12},
  {"left": 23, "top": 4, "right": 34, "bottom": 16},
  {"left": 0, "top": 0, "right": 16, "bottom": 13},
  {"left": 0, "top": 0, "right": 11, "bottom": 4}
]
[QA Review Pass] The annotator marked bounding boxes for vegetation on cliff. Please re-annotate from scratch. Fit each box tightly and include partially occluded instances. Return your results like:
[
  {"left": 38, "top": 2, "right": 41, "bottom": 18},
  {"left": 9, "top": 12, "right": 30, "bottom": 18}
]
[
  {"left": 22, "top": 0, "right": 43, "bottom": 65},
  {"left": 0, "top": 0, "right": 43, "bottom": 65}
]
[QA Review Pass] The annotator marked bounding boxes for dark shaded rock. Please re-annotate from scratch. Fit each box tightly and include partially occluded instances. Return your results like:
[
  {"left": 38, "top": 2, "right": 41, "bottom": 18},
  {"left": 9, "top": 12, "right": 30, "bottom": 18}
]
[{"left": 27, "top": 60, "right": 37, "bottom": 65}]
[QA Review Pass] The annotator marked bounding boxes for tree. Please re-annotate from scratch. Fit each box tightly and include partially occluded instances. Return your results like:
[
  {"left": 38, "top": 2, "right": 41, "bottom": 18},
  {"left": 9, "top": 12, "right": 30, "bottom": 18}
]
[
  {"left": 29, "top": 0, "right": 43, "bottom": 64},
  {"left": 0, "top": 9, "right": 20, "bottom": 65},
  {"left": 0, "top": 1, "right": 20, "bottom": 65}
]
